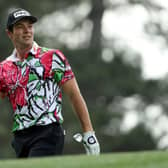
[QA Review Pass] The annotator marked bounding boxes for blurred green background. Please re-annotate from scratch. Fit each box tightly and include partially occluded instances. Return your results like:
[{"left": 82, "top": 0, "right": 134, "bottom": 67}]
[{"left": 0, "top": 0, "right": 168, "bottom": 158}]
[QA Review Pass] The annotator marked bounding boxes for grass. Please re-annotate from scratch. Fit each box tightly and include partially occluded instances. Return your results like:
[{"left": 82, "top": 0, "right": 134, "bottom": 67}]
[{"left": 0, "top": 150, "right": 167, "bottom": 168}]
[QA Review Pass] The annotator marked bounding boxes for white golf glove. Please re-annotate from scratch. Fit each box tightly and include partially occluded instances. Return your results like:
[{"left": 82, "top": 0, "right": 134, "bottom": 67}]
[
  {"left": 73, "top": 131, "right": 100, "bottom": 155},
  {"left": 83, "top": 131, "right": 100, "bottom": 155}
]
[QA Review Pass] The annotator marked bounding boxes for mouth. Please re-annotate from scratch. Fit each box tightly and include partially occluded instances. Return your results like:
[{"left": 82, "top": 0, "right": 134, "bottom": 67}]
[{"left": 23, "top": 36, "right": 32, "bottom": 40}]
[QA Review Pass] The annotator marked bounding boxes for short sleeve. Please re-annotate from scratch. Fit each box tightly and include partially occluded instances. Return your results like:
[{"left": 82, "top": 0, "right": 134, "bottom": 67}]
[{"left": 52, "top": 50, "right": 74, "bottom": 85}]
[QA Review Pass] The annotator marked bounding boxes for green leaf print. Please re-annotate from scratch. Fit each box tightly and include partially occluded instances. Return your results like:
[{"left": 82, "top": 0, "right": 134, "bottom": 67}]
[
  {"left": 53, "top": 70, "right": 63, "bottom": 83},
  {"left": 29, "top": 73, "right": 39, "bottom": 82}
]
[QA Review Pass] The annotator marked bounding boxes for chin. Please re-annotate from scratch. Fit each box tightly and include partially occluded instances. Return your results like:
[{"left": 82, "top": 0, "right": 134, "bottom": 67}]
[{"left": 25, "top": 40, "right": 33, "bottom": 46}]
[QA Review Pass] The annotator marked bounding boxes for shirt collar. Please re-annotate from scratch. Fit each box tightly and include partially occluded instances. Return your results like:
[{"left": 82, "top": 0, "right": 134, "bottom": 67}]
[{"left": 6, "top": 41, "right": 39, "bottom": 62}]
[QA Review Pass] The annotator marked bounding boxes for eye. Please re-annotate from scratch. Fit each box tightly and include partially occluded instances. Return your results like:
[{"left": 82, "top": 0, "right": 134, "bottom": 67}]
[
  {"left": 29, "top": 25, "right": 33, "bottom": 28},
  {"left": 15, "top": 24, "right": 23, "bottom": 29}
]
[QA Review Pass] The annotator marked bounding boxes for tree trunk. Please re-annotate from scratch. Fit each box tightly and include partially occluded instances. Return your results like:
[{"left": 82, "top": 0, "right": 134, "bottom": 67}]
[{"left": 89, "top": 0, "right": 105, "bottom": 57}]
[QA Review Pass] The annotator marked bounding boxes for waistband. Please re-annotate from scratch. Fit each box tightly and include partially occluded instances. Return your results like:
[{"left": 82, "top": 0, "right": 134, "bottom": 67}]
[{"left": 14, "top": 122, "right": 60, "bottom": 135}]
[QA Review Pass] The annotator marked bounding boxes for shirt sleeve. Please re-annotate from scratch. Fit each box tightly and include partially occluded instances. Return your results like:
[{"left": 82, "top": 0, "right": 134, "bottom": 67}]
[{"left": 51, "top": 49, "right": 74, "bottom": 85}]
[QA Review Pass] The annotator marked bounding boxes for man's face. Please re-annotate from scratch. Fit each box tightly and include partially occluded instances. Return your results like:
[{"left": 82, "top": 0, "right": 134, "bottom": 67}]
[{"left": 8, "top": 19, "right": 34, "bottom": 48}]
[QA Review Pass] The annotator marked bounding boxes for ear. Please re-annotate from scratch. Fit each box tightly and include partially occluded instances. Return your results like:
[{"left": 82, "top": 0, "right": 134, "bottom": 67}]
[{"left": 6, "top": 29, "right": 13, "bottom": 39}]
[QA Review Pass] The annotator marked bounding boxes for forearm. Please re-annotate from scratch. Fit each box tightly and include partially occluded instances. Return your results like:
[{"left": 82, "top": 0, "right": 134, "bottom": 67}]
[
  {"left": 70, "top": 93, "right": 93, "bottom": 132},
  {"left": 62, "top": 78, "right": 94, "bottom": 132}
]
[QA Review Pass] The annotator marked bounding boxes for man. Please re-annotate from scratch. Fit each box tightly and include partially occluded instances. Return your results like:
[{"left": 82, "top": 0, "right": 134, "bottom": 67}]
[{"left": 0, "top": 8, "right": 100, "bottom": 158}]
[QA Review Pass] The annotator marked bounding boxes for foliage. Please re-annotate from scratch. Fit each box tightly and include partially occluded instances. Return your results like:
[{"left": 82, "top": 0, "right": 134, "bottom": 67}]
[{"left": 111, "top": 124, "right": 157, "bottom": 152}]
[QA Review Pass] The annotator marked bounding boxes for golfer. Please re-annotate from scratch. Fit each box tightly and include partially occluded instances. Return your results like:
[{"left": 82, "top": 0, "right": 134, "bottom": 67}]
[{"left": 0, "top": 8, "right": 100, "bottom": 158}]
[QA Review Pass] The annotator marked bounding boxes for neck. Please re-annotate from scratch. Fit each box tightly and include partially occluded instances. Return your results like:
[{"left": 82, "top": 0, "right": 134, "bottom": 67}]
[{"left": 15, "top": 44, "right": 32, "bottom": 61}]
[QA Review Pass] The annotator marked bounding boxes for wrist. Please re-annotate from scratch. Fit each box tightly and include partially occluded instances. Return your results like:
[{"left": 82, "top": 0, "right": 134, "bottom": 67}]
[{"left": 83, "top": 131, "right": 95, "bottom": 136}]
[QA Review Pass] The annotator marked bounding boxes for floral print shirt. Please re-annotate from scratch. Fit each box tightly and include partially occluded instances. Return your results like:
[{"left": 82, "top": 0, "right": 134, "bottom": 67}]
[{"left": 0, "top": 42, "right": 74, "bottom": 132}]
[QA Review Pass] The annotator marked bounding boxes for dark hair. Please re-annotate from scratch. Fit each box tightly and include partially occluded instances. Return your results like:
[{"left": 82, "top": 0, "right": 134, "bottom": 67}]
[{"left": 7, "top": 25, "right": 13, "bottom": 32}]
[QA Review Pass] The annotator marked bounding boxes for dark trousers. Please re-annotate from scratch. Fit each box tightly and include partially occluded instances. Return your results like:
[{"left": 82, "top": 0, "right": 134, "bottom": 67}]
[{"left": 12, "top": 123, "right": 65, "bottom": 158}]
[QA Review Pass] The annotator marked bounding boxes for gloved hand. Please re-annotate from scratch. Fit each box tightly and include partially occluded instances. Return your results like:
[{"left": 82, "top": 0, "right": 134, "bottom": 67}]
[{"left": 82, "top": 131, "right": 100, "bottom": 155}]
